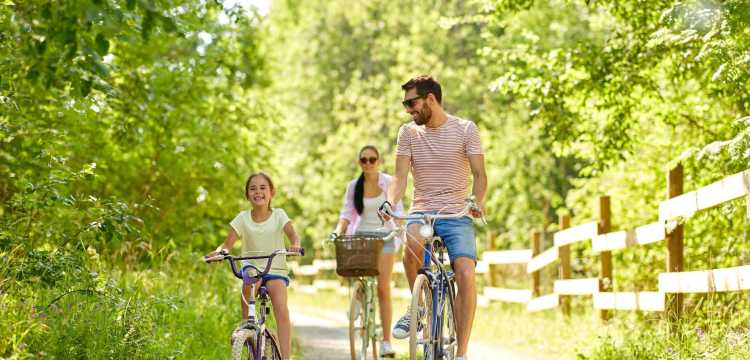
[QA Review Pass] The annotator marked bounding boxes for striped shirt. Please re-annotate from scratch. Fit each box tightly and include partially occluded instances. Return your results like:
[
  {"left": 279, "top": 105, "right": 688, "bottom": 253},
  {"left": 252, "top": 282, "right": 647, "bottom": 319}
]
[{"left": 396, "top": 115, "right": 483, "bottom": 214}]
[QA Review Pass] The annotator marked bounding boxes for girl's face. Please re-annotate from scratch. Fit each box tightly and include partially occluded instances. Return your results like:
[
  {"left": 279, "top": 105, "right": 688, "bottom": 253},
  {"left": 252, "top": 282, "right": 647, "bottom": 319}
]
[
  {"left": 247, "top": 176, "right": 274, "bottom": 209},
  {"left": 358, "top": 148, "right": 380, "bottom": 173}
]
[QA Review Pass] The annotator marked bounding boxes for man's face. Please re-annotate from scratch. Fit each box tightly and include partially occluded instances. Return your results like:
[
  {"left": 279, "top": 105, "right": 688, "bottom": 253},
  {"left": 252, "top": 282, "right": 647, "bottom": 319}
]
[{"left": 403, "top": 88, "right": 431, "bottom": 126}]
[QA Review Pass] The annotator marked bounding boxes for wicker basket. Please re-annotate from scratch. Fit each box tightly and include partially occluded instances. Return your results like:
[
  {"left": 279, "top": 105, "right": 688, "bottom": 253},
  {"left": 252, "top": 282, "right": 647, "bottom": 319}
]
[{"left": 334, "top": 235, "right": 384, "bottom": 277}]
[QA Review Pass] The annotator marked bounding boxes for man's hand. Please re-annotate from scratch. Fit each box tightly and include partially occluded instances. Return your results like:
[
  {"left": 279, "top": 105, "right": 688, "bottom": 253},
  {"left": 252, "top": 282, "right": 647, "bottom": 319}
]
[{"left": 470, "top": 200, "right": 485, "bottom": 221}]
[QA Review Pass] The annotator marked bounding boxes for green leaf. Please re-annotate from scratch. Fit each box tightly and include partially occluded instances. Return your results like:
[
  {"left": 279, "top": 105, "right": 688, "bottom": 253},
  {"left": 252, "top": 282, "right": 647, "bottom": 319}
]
[
  {"left": 95, "top": 33, "right": 109, "bottom": 55},
  {"left": 79, "top": 79, "right": 92, "bottom": 97}
]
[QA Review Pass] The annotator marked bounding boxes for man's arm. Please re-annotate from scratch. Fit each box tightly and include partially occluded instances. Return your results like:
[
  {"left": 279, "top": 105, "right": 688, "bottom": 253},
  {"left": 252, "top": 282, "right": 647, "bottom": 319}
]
[
  {"left": 387, "top": 155, "right": 410, "bottom": 208},
  {"left": 468, "top": 154, "right": 487, "bottom": 216}
]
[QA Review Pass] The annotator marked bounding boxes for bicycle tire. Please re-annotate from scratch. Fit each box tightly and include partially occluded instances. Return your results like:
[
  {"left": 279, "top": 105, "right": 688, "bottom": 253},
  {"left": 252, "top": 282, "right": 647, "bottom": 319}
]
[
  {"left": 262, "top": 329, "right": 282, "bottom": 360},
  {"left": 439, "top": 279, "right": 457, "bottom": 359},
  {"left": 409, "top": 274, "right": 433, "bottom": 360},
  {"left": 231, "top": 328, "right": 255, "bottom": 360},
  {"left": 349, "top": 281, "right": 369, "bottom": 360}
]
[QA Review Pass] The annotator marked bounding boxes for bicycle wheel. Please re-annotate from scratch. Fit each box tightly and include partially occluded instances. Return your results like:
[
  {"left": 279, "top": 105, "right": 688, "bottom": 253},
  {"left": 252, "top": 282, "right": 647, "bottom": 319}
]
[
  {"left": 349, "top": 280, "right": 369, "bottom": 360},
  {"left": 439, "top": 280, "right": 457, "bottom": 359},
  {"left": 261, "top": 329, "right": 282, "bottom": 360},
  {"left": 409, "top": 274, "right": 433, "bottom": 360},
  {"left": 231, "top": 328, "right": 256, "bottom": 360}
]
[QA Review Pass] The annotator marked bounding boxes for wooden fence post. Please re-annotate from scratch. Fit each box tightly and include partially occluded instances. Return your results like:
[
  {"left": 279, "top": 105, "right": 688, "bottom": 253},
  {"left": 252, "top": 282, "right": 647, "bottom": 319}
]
[
  {"left": 599, "top": 195, "right": 612, "bottom": 321},
  {"left": 487, "top": 230, "right": 497, "bottom": 287},
  {"left": 531, "top": 230, "right": 541, "bottom": 298},
  {"left": 666, "top": 164, "right": 684, "bottom": 324},
  {"left": 486, "top": 229, "right": 496, "bottom": 252},
  {"left": 558, "top": 215, "right": 571, "bottom": 316}
]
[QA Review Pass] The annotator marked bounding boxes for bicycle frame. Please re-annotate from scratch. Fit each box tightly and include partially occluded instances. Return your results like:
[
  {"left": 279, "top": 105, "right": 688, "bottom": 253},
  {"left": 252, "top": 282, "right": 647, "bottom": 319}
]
[{"left": 419, "top": 229, "right": 456, "bottom": 359}]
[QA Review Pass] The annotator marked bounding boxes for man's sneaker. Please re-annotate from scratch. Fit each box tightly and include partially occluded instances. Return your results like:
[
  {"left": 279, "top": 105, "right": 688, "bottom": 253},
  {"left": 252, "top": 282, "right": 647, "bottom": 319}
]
[
  {"left": 379, "top": 341, "right": 395, "bottom": 358},
  {"left": 392, "top": 309, "right": 423, "bottom": 339}
]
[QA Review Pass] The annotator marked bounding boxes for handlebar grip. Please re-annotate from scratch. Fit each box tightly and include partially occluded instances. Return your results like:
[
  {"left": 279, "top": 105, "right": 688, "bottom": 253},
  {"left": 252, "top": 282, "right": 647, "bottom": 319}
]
[
  {"left": 203, "top": 255, "right": 224, "bottom": 263},
  {"left": 286, "top": 248, "right": 305, "bottom": 257}
]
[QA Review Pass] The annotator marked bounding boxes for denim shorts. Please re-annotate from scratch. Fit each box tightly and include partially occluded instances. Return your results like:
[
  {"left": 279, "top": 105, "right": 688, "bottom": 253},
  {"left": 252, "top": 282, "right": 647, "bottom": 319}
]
[
  {"left": 241, "top": 262, "right": 290, "bottom": 287},
  {"left": 354, "top": 231, "right": 398, "bottom": 254},
  {"left": 262, "top": 274, "right": 290, "bottom": 287},
  {"left": 406, "top": 213, "right": 476, "bottom": 263}
]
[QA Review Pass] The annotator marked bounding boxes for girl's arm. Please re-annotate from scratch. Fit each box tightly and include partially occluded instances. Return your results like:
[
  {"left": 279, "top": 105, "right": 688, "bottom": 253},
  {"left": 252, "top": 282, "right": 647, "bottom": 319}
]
[
  {"left": 206, "top": 228, "right": 239, "bottom": 257},
  {"left": 333, "top": 218, "right": 350, "bottom": 236},
  {"left": 283, "top": 221, "right": 302, "bottom": 251}
]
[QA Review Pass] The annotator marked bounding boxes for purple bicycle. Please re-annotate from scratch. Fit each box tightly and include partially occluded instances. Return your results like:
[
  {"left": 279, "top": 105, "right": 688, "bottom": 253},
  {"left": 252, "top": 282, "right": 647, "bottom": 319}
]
[{"left": 204, "top": 248, "right": 303, "bottom": 360}]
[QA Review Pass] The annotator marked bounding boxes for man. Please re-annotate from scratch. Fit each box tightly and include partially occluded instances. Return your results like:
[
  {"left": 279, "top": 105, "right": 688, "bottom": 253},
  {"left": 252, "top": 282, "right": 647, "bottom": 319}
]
[{"left": 384, "top": 75, "right": 487, "bottom": 360}]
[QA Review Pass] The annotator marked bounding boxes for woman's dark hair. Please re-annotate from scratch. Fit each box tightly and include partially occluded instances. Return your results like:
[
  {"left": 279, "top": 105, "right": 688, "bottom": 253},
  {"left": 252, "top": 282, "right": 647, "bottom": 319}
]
[{"left": 354, "top": 145, "right": 380, "bottom": 215}]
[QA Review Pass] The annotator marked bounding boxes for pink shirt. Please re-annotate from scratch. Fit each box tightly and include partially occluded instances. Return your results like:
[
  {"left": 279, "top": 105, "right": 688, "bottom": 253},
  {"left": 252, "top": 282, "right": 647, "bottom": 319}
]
[
  {"left": 396, "top": 115, "right": 483, "bottom": 214},
  {"left": 338, "top": 172, "right": 404, "bottom": 235}
]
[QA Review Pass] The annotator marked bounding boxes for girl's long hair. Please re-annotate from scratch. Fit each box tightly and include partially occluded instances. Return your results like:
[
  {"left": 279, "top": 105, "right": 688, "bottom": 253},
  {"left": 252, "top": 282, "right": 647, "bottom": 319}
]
[
  {"left": 354, "top": 145, "right": 380, "bottom": 215},
  {"left": 245, "top": 172, "right": 275, "bottom": 210}
]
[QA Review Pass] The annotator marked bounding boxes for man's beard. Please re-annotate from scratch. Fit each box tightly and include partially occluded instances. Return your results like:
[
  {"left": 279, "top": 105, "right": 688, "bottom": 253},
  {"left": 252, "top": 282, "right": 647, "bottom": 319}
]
[{"left": 413, "top": 105, "right": 431, "bottom": 126}]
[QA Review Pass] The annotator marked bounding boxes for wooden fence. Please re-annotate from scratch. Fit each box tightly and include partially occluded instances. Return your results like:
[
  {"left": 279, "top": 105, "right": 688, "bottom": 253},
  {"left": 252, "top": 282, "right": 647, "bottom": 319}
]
[{"left": 292, "top": 164, "right": 750, "bottom": 320}]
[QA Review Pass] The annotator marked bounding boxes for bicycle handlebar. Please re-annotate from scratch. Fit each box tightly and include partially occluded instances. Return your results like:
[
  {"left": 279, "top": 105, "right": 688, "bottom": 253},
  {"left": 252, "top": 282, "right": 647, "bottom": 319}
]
[
  {"left": 203, "top": 248, "right": 304, "bottom": 280},
  {"left": 379, "top": 196, "right": 485, "bottom": 223}
]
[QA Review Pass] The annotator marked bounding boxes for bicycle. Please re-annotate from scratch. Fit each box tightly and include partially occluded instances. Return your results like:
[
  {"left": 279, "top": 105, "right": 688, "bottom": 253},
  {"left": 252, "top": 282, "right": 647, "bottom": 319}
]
[
  {"left": 204, "top": 248, "right": 303, "bottom": 360},
  {"left": 329, "top": 232, "right": 398, "bottom": 360},
  {"left": 379, "top": 198, "right": 483, "bottom": 360}
]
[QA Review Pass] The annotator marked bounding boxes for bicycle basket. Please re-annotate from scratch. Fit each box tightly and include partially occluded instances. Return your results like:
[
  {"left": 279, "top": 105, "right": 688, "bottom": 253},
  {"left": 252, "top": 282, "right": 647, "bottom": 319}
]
[{"left": 334, "top": 235, "right": 384, "bottom": 277}]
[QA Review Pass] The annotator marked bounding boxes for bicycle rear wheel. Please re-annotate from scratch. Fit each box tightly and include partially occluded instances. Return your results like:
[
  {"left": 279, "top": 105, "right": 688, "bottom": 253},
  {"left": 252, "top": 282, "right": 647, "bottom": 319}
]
[
  {"left": 349, "top": 280, "right": 369, "bottom": 360},
  {"left": 409, "top": 274, "right": 433, "bottom": 360},
  {"left": 231, "top": 328, "right": 255, "bottom": 360}
]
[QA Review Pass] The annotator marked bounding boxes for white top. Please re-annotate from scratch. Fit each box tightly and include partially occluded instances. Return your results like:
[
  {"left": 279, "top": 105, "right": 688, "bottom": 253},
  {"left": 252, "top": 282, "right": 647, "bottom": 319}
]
[
  {"left": 230, "top": 208, "right": 290, "bottom": 276},
  {"left": 356, "top": 192, "right": 387, "bottom": 233}
]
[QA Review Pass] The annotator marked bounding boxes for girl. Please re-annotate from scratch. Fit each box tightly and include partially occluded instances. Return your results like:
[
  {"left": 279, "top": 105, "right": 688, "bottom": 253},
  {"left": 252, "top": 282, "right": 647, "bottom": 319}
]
[
  {"left": 333, "top": 145, "right": 404, "bottom": 357},
  {"left": 207, "top": 172, "right": 301, "bottom": 360}
]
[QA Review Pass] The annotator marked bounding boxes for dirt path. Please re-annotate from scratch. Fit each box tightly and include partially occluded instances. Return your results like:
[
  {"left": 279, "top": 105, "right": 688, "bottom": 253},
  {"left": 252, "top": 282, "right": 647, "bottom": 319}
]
[{"left": 293, "top": 308, "right": 539, "bottom": 360}]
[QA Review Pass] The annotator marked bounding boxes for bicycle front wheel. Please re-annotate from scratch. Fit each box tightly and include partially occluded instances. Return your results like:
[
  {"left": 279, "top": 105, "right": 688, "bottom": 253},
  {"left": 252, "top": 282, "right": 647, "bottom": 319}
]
[
  {"left": 439, "top": 279, "right": 457, "bottom": 359},
  {"left": 231, "top": 328, "right": 255, "bottom": 360},
  {"left": 409, "top": 274, "right": 433, "bottom": 360},
  {"left": 349, "top": 280, "right": 369, "bottom": 360},
  {"left": 262, "top": 329, "right": 282, "bottom": 360}
]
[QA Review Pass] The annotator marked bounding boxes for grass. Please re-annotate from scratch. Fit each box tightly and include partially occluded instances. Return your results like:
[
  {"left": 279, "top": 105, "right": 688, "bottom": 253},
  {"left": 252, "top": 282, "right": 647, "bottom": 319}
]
[
  {"left": 0, "top": 249, "right": 304, "bottom": 359},
  {"left": 5, "top": 249, "right": 750, "bottom": 359},
  {"left": 288, "top": 289, "right": 750, "bottom": 360}
]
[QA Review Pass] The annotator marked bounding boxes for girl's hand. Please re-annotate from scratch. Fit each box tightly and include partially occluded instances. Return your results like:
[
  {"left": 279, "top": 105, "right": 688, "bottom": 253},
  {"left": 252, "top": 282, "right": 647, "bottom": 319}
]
[
  {"left": 288, "top": 245, "right": 304, "bottom": 257},
  {"left": 205, "top": 247, "right": 225, "bottom": 258}
]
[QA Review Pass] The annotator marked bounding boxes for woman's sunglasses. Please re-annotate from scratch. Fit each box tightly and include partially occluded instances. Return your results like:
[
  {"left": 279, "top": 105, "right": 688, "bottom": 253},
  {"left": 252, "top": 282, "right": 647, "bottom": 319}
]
[{"left": 359, "top": 157, "right": 378, "bottom": 165}]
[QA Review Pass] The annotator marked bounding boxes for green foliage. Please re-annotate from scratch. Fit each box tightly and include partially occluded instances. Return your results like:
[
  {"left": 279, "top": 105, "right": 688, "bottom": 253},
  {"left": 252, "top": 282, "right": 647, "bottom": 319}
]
[{"left": 2, "top": 0, "right": 750, "bottom": 358}]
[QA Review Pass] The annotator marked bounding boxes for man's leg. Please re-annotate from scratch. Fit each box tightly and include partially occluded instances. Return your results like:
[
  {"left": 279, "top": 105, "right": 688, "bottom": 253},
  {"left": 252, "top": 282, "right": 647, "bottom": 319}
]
[
  {"left": 453, "top": 257, "right": 477, "bottom": 357},
  {"left": 393, "top": 223, "right": 424, "bottom": 339},
  {"left": 434, "top": 216, "right": 477, "bottom": 357},
  {"left": 403, "top": 223, "right": 425, "bottom": 289}
]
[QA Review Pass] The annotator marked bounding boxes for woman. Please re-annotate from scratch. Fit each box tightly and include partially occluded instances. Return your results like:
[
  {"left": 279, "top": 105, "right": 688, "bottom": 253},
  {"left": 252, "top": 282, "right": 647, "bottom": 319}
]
[{"left": 333, "top": 144, "right": 403, "bottom": 357}]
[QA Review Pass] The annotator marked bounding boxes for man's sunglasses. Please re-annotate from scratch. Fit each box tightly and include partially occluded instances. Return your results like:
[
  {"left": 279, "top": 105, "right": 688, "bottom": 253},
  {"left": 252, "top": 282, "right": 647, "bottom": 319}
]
[
  {"left": 402, "top": 95, "right": 425, "bottom": 109},
  {"left": 359, "top": 157, "right": 378, "bottom": 165}
]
